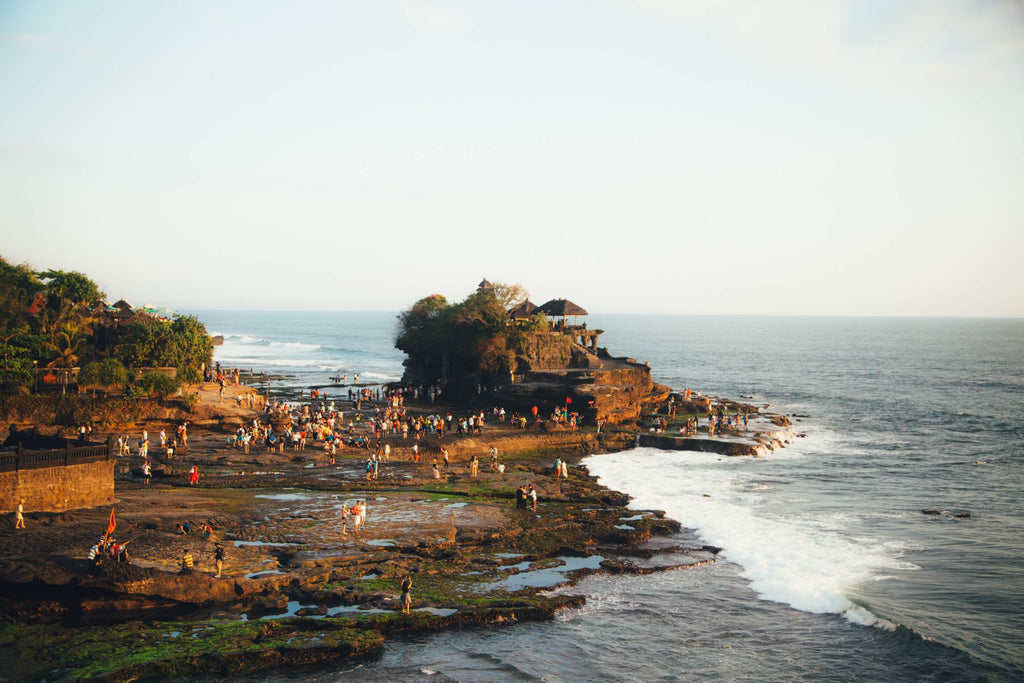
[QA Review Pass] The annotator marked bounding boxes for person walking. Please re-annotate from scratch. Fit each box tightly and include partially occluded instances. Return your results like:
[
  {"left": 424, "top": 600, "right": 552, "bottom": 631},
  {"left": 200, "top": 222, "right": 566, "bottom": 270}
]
[{"left": 14, "top": 500, "right": 26, "bottom": 529}]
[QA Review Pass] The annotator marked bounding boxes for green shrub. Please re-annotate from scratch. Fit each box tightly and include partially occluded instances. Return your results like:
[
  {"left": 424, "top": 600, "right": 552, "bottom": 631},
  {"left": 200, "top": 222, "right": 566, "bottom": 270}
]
[{"left": 137, "top": 372, "right": 180, "bottom": 400}]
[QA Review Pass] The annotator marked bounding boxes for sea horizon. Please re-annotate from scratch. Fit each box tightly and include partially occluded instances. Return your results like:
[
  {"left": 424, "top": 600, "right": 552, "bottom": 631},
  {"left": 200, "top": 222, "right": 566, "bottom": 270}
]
[{"left": 187, "top": 308, "right": 1024, "bottom": 321}]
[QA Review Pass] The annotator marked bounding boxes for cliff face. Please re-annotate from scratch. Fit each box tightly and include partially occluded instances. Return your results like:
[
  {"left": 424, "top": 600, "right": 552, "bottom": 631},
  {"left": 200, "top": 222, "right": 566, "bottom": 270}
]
[
  {"left": 505, "top": 331, "right": 669, "bottom": 425},
  {"left": 515, "top": 331, "right": 601, "bottom": 372},
  {"left": 399, "top": 326, "right": 668, "bottom": 426}
]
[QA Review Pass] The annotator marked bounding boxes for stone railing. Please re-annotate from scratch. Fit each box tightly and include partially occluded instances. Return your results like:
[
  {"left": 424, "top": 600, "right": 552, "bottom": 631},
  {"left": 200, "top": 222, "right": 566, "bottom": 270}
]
[{"left": 0, "top": 438, "right": 114, "bottom": 473}]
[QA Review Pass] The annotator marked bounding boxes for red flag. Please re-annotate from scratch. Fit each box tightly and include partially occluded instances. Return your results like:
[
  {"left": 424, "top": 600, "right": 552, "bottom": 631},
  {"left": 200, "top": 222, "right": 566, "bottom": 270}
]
[
  {"left": 106, "top": 508, "right": 116, "bottom": 535},
  {"left": 565, "top": 396, "right": 572, "bottom": 404}
]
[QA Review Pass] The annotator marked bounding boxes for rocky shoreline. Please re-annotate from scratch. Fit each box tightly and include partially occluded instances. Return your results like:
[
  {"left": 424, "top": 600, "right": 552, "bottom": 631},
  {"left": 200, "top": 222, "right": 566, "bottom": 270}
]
[{"left": 0, "top": 384, "right": 796, "bottom": 681}]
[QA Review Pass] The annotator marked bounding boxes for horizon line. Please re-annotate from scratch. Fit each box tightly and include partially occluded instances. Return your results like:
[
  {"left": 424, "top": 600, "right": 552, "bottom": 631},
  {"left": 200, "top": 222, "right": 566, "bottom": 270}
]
[{"left": 182, "top": 309, "right": 1024, "bottom": 321}]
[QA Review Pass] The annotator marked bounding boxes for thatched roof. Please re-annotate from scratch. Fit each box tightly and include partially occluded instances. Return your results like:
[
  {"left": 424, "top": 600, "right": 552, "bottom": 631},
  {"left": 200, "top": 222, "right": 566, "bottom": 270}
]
[
  {"left": 508, "top": 299, "right": 539, "bottom": 320},
  {"left": 477, "top": 278, "right": 493, "bottom": 292},
  {"left": 537, "top": 298, "right": 588, "bottom": 317}
]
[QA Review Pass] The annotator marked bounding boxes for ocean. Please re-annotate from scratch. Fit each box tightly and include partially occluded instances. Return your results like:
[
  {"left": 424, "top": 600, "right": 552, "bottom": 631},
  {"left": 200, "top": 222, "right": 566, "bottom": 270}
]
[{"left": 196, "top": 311, "right": 1024, "bottom": 682}]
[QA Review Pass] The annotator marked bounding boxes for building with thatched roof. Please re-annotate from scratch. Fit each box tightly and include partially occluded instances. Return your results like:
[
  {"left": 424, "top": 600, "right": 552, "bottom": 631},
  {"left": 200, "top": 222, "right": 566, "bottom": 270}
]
[
  {"left": 537, "top": 298, "right": 588, "bottom": 319},
  {"left": 508, "top": 299, "right": 539, "bottom": 322}
]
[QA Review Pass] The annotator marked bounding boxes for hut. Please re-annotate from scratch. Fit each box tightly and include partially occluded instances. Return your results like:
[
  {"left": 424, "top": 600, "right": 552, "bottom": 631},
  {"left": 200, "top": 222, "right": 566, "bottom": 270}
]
[
  {"left": 537, "top": 298, "right": 588, "bottom": 326},
  {"left": 508, "top": 299, "right": 539, "bottom": 323}
]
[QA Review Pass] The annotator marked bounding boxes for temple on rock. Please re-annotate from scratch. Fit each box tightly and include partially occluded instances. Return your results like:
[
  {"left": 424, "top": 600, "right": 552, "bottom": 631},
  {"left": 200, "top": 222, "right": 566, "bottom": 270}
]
[{"left": 398, "top": 281, "right": 671, "bottom": 425}]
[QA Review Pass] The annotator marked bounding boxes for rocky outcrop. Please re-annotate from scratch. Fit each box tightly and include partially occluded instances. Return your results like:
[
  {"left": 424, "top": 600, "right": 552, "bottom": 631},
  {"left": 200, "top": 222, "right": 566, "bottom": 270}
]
[{"left": 500, "top": 333, "right": 669, "bottom": 425}]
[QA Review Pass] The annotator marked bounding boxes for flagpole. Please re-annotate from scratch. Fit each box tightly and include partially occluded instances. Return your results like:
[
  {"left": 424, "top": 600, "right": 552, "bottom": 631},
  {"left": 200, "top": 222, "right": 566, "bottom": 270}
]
[{"left": 103, "top": 507, "right": 116, "bottom": 549}]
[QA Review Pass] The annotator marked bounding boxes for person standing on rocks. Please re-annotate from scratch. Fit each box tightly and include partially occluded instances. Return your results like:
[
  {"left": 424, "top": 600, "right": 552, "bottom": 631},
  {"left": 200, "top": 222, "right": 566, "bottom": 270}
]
[
  {"left": 528, "top": 485, "right": 538, "bottom": 511},
  {"left": 470, "top": 455, "right": 479, "bottom": 478},
  {"left": 14, "top": 500, "right": 26, "bottom": 529},
  {"left": 351, "top": 503, "right": 363, "bottom": 534},
  {"left": 400, "top": 575, "right": 413, "bottom": 614},
  {"left": 142, "top": 461, "right": 151, "bottom": 485},
  {"left": 189, "top": 465, "right": 200, "bottom": 485},
  {"left": 213, "top": 542, "right": 225, "bottom": 578},
  {"left": 441, "top": 446, "right": 450, "bottom": 469}
]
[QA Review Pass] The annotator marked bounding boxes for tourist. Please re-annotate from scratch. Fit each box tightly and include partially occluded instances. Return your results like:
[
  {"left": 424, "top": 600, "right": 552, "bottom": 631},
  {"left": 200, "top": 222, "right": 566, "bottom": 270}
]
[
  {"left": 432, "top": 461, "right": 440, "bottom": 479},
  {"left": 470, "top": 455, "right": 479, "bottom": 478},
  {"left": 352, "top": 503, "right": 363, "bottom": 534},
  {"left": 189, "top": 465, "right": 199, "bottom": 485},
  {"left": 400, "top": 575, "right": 412, "bottom": 614},
  {"left": 442, "top": 447, "right": 449, "bottom": 469},
  {"left": 516, "top": 485, "right": 526, "bottom": 509},
  {"left": 180, "top": 550, "right": 194, "bottom": 573},
  {"left": 528, "top": 485, "right": 537, "bottom": 511},
  {"left": 14, "top": 500, "right": 25, "bottom": 529},
  {"left": 213, "top": 542, "right": 225, "bottom": 578},
  {"left": 142, "top": 461, "right": 151, "bottom": 485}
]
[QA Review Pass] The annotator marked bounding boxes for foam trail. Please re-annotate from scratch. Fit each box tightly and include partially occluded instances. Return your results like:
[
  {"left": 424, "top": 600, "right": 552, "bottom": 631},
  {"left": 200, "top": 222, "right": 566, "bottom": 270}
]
[{"left": 585, "top": 448, "right": 898, "bottom": 629}]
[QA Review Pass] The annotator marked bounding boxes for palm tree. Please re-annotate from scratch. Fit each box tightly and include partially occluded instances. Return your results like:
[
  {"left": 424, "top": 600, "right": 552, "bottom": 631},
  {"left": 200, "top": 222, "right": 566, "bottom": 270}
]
[{"left": 49, "top": 322, "right": 88, "bottom": 394}]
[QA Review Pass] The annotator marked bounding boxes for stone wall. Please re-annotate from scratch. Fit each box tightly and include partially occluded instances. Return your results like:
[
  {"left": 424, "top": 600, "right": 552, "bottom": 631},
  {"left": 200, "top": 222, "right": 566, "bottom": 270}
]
[{"left": 0, "top": 459, "right": 115, "bottom": 513}]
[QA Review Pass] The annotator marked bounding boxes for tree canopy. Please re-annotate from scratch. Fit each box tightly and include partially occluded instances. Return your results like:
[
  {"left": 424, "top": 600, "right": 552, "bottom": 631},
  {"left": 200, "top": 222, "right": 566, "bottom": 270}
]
[{"left": 394, "top": 282, "right": 533, "bottom": 394}]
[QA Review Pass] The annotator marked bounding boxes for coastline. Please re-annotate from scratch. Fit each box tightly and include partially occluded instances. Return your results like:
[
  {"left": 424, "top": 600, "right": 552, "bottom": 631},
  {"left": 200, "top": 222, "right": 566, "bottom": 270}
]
[{"left": 0, "top": 382, "right": 795, "bottom": 681}]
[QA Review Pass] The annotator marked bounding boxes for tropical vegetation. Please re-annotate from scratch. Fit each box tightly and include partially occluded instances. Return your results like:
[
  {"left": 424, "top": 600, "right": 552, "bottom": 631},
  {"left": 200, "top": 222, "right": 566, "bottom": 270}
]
[
  {"left": 0, "top": 255, "right": 213, "bottom": 395},
  {"left": 395, "top": 281, "right": 547, "bottom": 394}
]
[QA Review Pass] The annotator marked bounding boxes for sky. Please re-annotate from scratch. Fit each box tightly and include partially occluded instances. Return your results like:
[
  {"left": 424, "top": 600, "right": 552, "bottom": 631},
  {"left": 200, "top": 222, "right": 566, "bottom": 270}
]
[{"left": 1, "top": 0, "right": 1022, "bottom": 317}]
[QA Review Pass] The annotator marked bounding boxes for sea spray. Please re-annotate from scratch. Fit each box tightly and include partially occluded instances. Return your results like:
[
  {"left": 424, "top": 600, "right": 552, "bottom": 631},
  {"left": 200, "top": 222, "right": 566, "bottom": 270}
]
[{"left": 585, "top": 447, "right": 901, "bottom": 629}]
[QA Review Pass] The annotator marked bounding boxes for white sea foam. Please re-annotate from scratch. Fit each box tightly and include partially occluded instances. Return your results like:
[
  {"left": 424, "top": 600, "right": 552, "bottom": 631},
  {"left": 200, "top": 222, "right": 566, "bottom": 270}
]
[{"left": 585, "top": 448, "right": 904, "bottom": 629}]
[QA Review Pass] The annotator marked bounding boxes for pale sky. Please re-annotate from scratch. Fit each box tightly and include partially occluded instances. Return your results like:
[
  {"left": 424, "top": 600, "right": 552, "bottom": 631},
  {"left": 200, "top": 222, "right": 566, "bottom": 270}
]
[{"left": 2, "top": 1, "right": 1022, "bottom": 316}]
